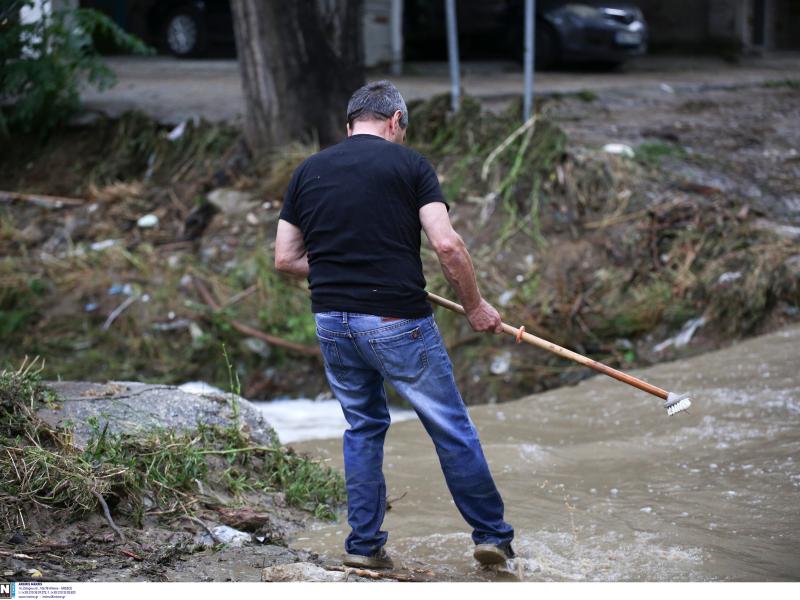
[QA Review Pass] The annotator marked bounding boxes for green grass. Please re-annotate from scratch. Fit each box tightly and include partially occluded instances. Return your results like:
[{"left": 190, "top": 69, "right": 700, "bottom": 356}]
[
  {"left": 762, "top": 79, "right": 800, "bottom": 90},
  {"left": 0, "top": 358, "right": 345, "bottom": 532},
  {"left": 635, "top": 140, "right": 687, "bottom": 166}
]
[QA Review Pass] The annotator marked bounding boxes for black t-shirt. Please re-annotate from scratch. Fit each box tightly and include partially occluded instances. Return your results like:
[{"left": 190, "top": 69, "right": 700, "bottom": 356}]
[{"left": 279, "top": 134, "right": 447, "bottom": 318}]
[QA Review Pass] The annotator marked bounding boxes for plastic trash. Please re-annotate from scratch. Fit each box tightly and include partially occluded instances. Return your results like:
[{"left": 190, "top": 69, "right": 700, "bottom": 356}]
[
  {"left": 602, "top": 143, "right": 635, "bottom": 158},
  {"left": 166, "top": 120, "right": 187, "bottom": 141},
  {"left": 198, "top": 525, "right": 251, "bottom": 547},
  {"left": 490, "top": 351, "right": 512, "bottom": 376},
  {"left": 89, "top": 239, "right": 118, "bottom": 251},
  {"left": 136, "top": 214, "right": 159, "bottom": 228},
  {"left": 718, "top": 271, "right": 742, "bottom": 284}
]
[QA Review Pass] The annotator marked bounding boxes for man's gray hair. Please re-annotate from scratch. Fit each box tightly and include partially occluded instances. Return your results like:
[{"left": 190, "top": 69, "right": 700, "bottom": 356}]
[{"left": 346, "top": 80, "right": 408, "bottom": 129}]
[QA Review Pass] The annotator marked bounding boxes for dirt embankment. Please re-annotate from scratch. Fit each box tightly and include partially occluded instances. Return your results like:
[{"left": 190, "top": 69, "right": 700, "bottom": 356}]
[
  {"left": 1, "top": 81, "right": 799, "bottom": 405},
  {"left": 0, "top": 369, "right": 422, "bottom": 582}
]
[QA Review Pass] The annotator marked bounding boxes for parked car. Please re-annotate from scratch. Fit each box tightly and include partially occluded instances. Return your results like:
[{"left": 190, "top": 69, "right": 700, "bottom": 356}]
[
  {"left": 404, "top": 0, "right": 648, "bottom": 68},
  {"left": 533, "top": 0, "right": 648, "bottom": 67},
  {"left": 82, "top": 0, "right": 647, "bottom": 67}
]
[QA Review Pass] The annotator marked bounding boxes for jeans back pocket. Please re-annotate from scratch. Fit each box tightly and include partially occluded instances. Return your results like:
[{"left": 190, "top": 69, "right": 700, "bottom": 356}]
[
  {"left": 317, "top": 334, "right": 344, "bottom": 373},
  {"left": 369, "top": 326, "right": 428, "bottom": 382}
]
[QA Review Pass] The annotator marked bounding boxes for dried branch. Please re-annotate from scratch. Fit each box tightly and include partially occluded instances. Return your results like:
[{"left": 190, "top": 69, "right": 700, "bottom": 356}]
[
  {"left": 0, "top": 190, "right": 85, "bottom": 209},
  {"left": 192, "top": 277, "right": 320, "bottom": 358},
  {"left": 91, "top": 490, "right": 126, "bottom": 542}
]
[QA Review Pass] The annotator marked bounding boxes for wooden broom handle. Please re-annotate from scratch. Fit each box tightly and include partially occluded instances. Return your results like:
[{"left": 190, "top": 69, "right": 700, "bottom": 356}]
[{"left": 426, "top": 292, "right": 669, "bottom": 401}]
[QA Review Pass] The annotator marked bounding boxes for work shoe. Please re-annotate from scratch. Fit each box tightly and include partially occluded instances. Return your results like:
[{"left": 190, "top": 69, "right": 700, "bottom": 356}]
[
  {"left": 343, "top": 548, "right": 394, "bottom": 569},
  {"left": 473, "top": 541, "right": 515, "bottom": 566}
]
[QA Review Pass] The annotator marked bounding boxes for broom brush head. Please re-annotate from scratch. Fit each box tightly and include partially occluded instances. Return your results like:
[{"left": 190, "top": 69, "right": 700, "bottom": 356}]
[{"left": 665, "top": 392, "right": 692, "bottom": 416}]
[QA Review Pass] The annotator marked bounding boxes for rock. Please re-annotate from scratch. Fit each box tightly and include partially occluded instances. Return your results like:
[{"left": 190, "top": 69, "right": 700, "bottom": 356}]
[
  {"left": 243, "top": 337, "right": 271, "bottom": 358},
  {"left": 207, "top": 188, "right": 257, "bottom": 216},
  {"left": 8, "top": 531, "right": 28, "bottom": 545},
  {"left": 37, "top": 381, "right": 278, "bottom": 448},
  {"left": 260, "top": 562, "right": 346, "bottom": 582}
]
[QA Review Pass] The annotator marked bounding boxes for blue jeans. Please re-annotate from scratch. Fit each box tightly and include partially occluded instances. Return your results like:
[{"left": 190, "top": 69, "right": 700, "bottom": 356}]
[{"left": 314, "top": 311, "right": 514, "bottom": 556}]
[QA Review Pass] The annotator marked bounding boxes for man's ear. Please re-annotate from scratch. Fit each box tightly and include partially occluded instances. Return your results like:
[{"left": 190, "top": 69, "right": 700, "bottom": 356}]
[{"left": 346, "top": 122, "right": 352, "bottom": 137}]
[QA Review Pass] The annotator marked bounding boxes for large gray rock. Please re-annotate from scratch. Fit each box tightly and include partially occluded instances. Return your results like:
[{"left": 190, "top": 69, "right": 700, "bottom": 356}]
[{"left": 38, "top": 381, "right": 276, "bottom": 448}]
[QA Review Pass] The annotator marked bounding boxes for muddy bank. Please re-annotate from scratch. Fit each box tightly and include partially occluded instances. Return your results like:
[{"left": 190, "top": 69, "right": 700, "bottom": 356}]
[
  {"left": 0, "top": 370, "right": 363, "bottom": 582},
  {"left": 1, "top": 81, "right": 799, "bottom": 405}
]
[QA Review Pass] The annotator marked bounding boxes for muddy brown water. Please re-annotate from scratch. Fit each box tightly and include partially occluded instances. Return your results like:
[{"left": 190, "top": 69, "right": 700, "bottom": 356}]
[{"left": 290, "top": 325, "right": 800, "bottom": 581}]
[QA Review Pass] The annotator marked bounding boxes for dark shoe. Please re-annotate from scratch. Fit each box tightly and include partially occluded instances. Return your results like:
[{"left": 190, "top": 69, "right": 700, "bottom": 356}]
[
  {"left": 473, "top": 541, "right": 515, "bottom": 565},
  {"left": 343, "top": 548, "right": 394, "bottom": 569}
]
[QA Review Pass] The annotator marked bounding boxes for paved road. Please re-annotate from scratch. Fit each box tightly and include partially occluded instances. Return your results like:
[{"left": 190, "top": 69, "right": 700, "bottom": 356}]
[{"left": 80, "top": 53, "right": 800, "bottom": 125}]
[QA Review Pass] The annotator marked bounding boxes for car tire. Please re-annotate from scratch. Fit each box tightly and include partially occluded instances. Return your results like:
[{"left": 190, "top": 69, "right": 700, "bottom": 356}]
[{"left": 161, "top": 6, "right": 208, "bottom": 58}]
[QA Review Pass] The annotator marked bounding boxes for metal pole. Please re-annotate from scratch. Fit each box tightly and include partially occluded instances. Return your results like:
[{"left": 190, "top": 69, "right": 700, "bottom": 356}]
[
  {"left": 445, "top": 0, "right": 460, "bottom": 112},
  {"left": 390, "top": 0, "right": 404, "bottom": 76},
  {"left": 523, "top": 0, "right": 536, "bottom": 120}
]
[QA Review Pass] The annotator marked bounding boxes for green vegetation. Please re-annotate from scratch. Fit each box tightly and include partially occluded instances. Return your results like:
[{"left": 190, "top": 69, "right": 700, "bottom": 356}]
[
  {"left": 1, "top": 94, "right": 799, "bottom": 407},
  {"left": 0, "top": 1, "right": 152, "bottom": 136},
  {"left": 762, "top": 79, "right": 800, "bottom": 90},
  {"left": 635, "top": 140, "right": 687, "bottom": 166},
  {"left": 0, "top": 358, "right": 345, "bottom": 533},
  {"left": 408, "top": 94, "right": 566, "bottom": 245}
]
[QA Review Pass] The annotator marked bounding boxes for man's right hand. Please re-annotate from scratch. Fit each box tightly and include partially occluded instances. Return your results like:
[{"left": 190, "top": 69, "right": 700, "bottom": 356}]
[{"left": 466, "top": 299, "right": 503, "bottom": 334}]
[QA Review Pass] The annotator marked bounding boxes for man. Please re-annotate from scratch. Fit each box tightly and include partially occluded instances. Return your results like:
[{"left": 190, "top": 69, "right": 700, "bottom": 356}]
[{"left": 275, "top": 80, "right": 514, "bottom": 570}]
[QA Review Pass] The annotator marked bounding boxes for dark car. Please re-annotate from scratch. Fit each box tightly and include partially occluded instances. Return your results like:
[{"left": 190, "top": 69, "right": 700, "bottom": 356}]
[
  {"left": 81, "top": 0, "right": 234, "bottom": 57},
  {"left": 83, "top": 0, "right": 647, "bottom": 67},
  {"left": 534, "top": 0, "right": 648, "bottom": 67},
  {"left": 404, "top": 0, "right": 648, "bottom": 67}
]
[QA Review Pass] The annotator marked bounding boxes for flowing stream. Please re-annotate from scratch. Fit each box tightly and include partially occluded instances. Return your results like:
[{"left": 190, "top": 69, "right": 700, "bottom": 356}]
[{"left": 272, "top": 325, "right": 800, "bottom": 581}]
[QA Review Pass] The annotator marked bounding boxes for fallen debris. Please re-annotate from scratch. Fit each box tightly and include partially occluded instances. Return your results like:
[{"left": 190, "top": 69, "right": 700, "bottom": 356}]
[
  {"left": 192, "top": 277, "right": 321, "bottom": 358},
  {"left": 0, "top": 190, "right": 85, "bottom": 209}
]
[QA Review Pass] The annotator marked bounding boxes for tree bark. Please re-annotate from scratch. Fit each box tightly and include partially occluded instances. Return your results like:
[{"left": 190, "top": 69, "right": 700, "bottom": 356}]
[{"left": 230, "top": 0, "right": 364, "bottom": 154}]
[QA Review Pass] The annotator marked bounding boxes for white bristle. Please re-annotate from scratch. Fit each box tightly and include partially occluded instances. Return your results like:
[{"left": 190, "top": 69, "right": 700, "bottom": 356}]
[{"left": 667, "top": 398, "right": 691, "bottom": 416}]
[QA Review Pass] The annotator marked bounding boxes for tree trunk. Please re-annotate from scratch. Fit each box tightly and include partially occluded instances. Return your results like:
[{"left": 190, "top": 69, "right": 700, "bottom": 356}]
[{"left": 230, "top": 0, "right": 364, "bottom": 154}]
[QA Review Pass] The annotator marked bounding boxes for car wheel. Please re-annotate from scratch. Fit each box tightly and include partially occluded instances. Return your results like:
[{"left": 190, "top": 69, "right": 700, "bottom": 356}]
[
  {"left": 162, "top": 7, "right": 208, "bottom": 57},
  {"left": 535, "top": 23, "right": 559, "bottom": 69}
]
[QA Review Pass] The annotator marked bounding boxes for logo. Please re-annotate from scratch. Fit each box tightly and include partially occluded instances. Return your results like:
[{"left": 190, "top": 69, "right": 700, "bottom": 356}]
[{"left": 0, "top": 582, "right": 15, "bottom": 599}]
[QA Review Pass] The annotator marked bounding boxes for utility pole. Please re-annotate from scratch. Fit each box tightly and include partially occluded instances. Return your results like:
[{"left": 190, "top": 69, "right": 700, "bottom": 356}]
[
  {"left": 390, "top": 0, "right": 403, "bottom": 75},
  {"left": 523, "top": 0, "right": 536, "bottom": 120},
  {"left": 444, "top": 0, "right": 460, "bottom": 112}
]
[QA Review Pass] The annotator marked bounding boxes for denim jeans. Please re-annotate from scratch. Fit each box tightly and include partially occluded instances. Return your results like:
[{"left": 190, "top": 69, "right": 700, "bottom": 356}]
[{"left": 314, "top": 311, "right": 514, "bottom": 556}]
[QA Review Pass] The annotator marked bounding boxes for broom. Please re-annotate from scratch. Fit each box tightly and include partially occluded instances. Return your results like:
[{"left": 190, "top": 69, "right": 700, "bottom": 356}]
[{"left": 427, "top": 292, "right": 692, "bottom": 416}]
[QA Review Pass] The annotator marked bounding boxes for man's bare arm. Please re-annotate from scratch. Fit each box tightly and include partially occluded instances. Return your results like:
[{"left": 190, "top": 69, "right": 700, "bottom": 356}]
[
  {"left": 420, "top": 202, "right": 502, "bottom": 333},
  {"left": 275, "top": 219, "right": 309, "bottom": 277}
]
